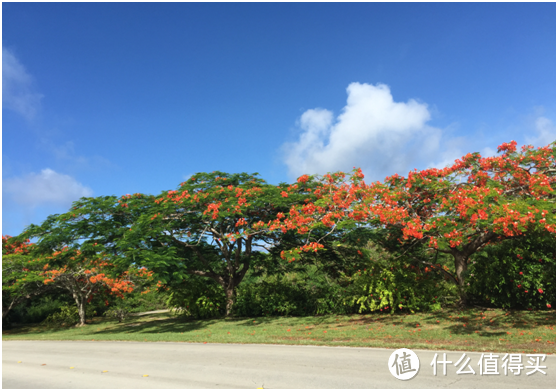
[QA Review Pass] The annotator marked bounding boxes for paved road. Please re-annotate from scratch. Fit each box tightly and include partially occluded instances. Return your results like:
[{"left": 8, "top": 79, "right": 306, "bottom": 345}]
[{"left": 2, "top": 341, "right": 555, "bottom": 388}]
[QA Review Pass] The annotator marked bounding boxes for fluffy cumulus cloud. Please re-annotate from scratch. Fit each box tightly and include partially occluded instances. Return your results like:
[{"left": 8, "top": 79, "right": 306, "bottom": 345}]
[
  {"left": 3, "top": 169, "right": 93, "bottom": 208},
  {"left": 2, "top": 47, "right": 43, "bottom": 119},
  {"left": 282, "top": 82, "right": 447, "bottom": 181}
]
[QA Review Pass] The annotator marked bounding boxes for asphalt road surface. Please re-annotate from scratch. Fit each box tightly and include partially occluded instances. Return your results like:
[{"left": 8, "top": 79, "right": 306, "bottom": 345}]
[{"left": 3, "top": 341, "right": 555, "bottom": 389}]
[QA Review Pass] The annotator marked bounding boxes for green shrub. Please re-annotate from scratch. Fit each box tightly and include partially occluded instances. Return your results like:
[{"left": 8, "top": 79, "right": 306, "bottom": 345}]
[
  {"left": 234, "top": 265, "right": 356, "bottom": 317},
  {"left": 109, "top": 289, "right": 168, "bottom": 314},
  {"left": 344, "top": 258, "right": 457, "bottom": 314},
  {"left": 466, "top": 230, "right": 556, "bottom": 310},
  {"left": 235, "top": 273, "right": 309, "bottom": 317},
  {"left": 41, "top": 305, "right": 97, "bottom": 327},
  {"left": 7, "top": 295, "right": 70, "bottom": 325},
  {"left": 165, "top": 277, "right": 225, "bottom": 319}
]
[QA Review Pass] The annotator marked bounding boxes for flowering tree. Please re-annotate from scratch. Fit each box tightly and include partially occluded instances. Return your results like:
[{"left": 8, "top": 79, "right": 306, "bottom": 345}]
[
  {"left": 4, "top": 233, "right": 149, "bottom": 327},
  {"left": 39, "top": 248, "right": 137, "bottom": 326},
  {"left": 19, "top": 172, "right": 321, "bottom": 317},
  {"left": 17, "top": 193, "right": 164, "bottom": 324},
  {"left": 271, "top": 141, "right": 556, "bottom": 305},
  {"left": 17, "top": 141, "right": 554, "bottom": 312},
  {"left": 2, "top": 236, "right": 51, "bottom": 320},
  {"left": 3, "top": 235, "right": 34, "bottom": 255},
  {"left": 120, "top": 171, "right": 318, "bottom": 316}
]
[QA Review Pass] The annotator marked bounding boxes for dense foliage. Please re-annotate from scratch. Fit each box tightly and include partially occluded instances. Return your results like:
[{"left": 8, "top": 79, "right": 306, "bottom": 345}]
[
  {"left": 4, "top": 141, "right": 555, "bottom": 325},
  {"left": 2, "top": 236, "right": 52, "bottom": 320},
  {"left": 466, "top": 228, "right": 556, "bottom": 309},
  {"left": 268, "top": 141, "right": 556, "bottom": 305}
]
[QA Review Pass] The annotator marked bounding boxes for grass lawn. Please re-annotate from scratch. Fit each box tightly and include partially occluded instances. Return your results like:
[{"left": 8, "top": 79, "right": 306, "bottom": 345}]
[{"left": 3, "top": 308, "right": 556, "bottom": 354}]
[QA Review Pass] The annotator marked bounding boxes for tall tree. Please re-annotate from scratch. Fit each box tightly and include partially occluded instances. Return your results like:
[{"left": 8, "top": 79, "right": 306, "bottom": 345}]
[
  {"left": 19, "top": 172, "right": 319, "bottom": 316},
  {"left": 121, "top": 172, "right": 316, "bottom": 316},
  {"left": 273, "top": 141, "right": 556, "bottom": 305}
]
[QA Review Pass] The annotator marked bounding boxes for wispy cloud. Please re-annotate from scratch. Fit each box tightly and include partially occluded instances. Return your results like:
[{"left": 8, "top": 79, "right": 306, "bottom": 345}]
[
  {"left": 3, "top": 168, "right": 93, "bottom": 208},
  {"left": 282, "top": 82, "right": 450, "bottom": 181},
  {"left": 527, "top": 116, "right": 556, "bottom": 147},
  {"left": 2, "top": 47, "right": 43, "bottom": 120},
  {"left": 37, "top": 139, "right": 113, "bottom": 172}
]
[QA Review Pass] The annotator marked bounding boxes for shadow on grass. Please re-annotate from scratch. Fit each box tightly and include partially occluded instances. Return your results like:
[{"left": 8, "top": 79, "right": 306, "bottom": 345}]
[
  {"left": 4, "top": 308, "right": 555, "bottom": 345},
  {"left": 3, "top": 313, "right": 209, "bottom": 337}
]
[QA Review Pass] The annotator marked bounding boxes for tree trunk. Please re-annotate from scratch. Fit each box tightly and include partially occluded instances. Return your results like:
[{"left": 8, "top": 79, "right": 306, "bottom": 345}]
[
  {"left": 2, "top": 298, "right": 18, "bottom": 320},
  {"left": 73, "top": 295, "right": 87, "bottom": 326},
  {"left": 447, "top": 231, "right": 498, "bottom": 308},
  {"left": 3, "top": 288, "right": 47, "bottom": 321},
  {"left": 453, "top": 252, "right": 468, "bottom": 307},
  {"left": 224, "top": 285, "right": 236, "bottom": 317}
]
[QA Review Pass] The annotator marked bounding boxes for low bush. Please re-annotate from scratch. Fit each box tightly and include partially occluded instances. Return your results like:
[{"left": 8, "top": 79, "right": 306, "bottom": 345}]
[
  {"left": 344, "top": 258, "right": 457, "bottom": 314},
  {"left": 6, "top": 295, "right": 70, "bottom": 325},
  {"left": 110, "top": 289, "right": 168, "bottom": 314},
  {"left": 165, "top": 277, "right": 225, "bottom": 319},
  {"left": 234, "top": 263, "right": 360, "bottom": 317},
  {"left": 41, "top": 305, "right": 97, "bottom": 327}
]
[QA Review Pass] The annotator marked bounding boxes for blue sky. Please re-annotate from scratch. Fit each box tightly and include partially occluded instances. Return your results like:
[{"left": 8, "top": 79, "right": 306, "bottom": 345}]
[{"left": 2, "top": 2, "right": 556, "bottom": 236}]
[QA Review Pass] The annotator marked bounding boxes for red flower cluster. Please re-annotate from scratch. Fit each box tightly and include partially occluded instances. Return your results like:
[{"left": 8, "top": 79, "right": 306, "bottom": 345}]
[
  {"left": 258, "top": 141, "right": 555, "bottom": 286},
  {"left": 2, "top": 235, "right": 34, "bottom": 255}
]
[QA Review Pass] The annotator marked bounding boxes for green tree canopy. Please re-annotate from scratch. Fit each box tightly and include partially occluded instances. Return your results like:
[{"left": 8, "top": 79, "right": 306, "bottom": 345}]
[{"left": 18, "top": 172, "right": 323, "bottom": 316}]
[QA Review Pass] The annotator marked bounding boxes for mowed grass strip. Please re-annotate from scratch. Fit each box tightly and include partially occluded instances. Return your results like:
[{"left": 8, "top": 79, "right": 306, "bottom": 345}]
[{"left": 3, "top": 309, "right": 556, "bottom": 354}]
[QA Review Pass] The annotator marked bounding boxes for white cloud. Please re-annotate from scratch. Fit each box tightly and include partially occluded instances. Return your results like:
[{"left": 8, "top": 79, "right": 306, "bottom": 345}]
[
  {"left": 2, "top": 47, "right": 43, "bottom": 120},
  {"left": 3, "top": 169, "right": 93, "bottom": 208},
  {"left": 282, "top": 82, "right": 449, "bottom": 181},
  {"left": 527, "top": 116, "right": 556, "bottom": 147}
]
